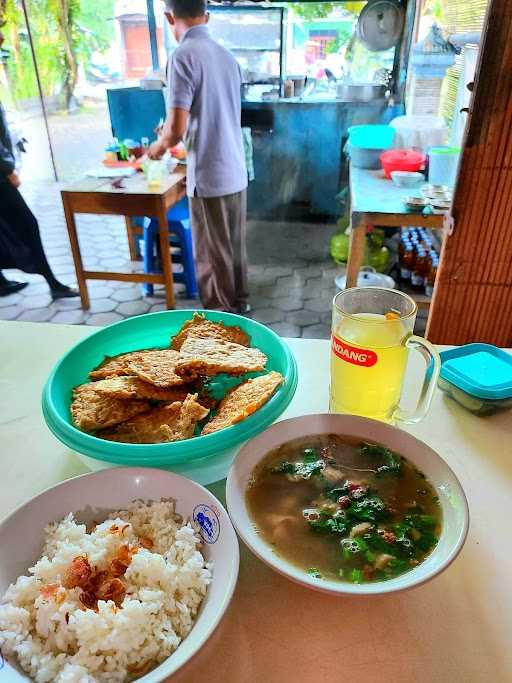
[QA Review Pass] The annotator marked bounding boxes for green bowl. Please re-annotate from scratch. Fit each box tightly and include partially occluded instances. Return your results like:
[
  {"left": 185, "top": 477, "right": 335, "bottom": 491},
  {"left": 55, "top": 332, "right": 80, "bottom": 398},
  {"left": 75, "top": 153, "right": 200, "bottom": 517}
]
[{"left": 42, "top": 310, "right": 298, "bottom": 479}]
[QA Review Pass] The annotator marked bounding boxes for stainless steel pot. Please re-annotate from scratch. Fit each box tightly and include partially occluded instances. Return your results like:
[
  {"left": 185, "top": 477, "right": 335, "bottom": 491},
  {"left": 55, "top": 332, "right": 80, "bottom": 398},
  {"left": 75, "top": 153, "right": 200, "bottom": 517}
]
[{"left": 336, "top": 82, "right": 388, "bottom": 102}]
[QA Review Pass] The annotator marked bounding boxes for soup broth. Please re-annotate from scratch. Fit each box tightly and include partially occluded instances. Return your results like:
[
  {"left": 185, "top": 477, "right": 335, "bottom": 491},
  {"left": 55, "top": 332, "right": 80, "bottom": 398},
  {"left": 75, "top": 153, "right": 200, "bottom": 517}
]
[{"left": 246, "top": 435, "right": 442, "bottom": 584}]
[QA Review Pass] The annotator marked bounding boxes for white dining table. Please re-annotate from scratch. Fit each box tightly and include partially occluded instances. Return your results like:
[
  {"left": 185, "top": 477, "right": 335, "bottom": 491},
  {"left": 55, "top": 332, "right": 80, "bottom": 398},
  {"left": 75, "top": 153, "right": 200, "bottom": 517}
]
[{"left": 1, "top": 320, "right": 511, "bottom": 683}]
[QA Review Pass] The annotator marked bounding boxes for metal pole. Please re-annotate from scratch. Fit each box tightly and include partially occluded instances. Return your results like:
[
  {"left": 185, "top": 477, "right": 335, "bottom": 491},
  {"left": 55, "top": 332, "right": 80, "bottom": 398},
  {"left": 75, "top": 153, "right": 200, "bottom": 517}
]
[
  {"left": 20, "top": 0, "right": 58, "bottom": 181},
  {"left": 147, "top": 0, "right": 160, "bottom": 72}
]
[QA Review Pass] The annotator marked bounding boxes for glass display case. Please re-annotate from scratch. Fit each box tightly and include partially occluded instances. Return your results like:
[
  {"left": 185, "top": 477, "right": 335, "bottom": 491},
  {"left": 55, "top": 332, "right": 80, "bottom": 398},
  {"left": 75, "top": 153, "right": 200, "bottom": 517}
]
[{"left": 208, "top": 6, "right": 284, "bottom": 100}]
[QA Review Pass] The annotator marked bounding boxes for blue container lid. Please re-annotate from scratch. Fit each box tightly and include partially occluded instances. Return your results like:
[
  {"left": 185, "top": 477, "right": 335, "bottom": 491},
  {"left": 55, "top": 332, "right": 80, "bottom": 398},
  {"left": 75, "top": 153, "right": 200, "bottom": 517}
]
[
  {"left": 348, "top": 125, "right": 395, "bottom": 151},
  {"left": 439, "top": 344, "right": 512, "bottom": 400}
]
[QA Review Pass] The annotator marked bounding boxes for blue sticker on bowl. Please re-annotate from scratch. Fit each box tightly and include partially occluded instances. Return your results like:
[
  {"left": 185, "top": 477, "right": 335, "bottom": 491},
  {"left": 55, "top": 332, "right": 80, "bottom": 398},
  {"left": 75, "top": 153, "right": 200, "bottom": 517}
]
[{"left": 193, "top": 504, "right": 220, "bottom": 544}]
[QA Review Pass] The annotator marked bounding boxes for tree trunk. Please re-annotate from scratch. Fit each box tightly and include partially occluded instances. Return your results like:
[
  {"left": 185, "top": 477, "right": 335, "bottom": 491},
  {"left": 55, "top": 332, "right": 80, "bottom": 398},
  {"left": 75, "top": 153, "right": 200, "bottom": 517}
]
[{"left": 58, "top": 0, "right": 78, "bottom": 109}]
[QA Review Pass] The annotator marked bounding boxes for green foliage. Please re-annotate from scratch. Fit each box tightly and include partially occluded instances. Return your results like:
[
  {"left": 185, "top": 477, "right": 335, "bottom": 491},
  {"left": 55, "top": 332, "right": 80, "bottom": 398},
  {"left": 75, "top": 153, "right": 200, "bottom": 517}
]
[
  {"left": 290, "top": 2, "right": 365, "bottom": 22},
  {"left": 1, "top": 0, "right": 115, "bottom": 106},
  {"left": 292, "top": 3, "right": 336, "bottom": 21},
  {"left": 422, "top": 0, "right": 445, "bottom": 21}
]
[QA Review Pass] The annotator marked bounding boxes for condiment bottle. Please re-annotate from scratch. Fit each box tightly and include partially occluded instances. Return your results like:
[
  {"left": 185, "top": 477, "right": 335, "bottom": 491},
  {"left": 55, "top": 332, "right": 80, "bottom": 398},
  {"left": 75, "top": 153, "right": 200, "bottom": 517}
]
[
  {"left": 425, "top": 254, "right": 439, "bottom": 296},
  {"left": 401, "top": 244, "right": 415, "bottom": 281},
  {"left": 398, "top": 235, "right": 409, "bottom": 261},
  {"left": 411, "top": 248, "right": 429, "bottom": 289},
  {"left": 284, "top": 80, "right": 294, "bottom": 98}
]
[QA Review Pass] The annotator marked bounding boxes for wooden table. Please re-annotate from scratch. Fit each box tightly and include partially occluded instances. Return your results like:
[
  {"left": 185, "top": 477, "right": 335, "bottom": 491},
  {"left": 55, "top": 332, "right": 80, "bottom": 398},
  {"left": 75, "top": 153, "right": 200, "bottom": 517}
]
[
  {"left": 347, "top": 166, "right": 447, "bottom": 294},
  {"left": 2, "top": 320, "right": 512, "bottom": 683},
  {"left": 61, "top": 167, "right": 186, "bottom": 310}
]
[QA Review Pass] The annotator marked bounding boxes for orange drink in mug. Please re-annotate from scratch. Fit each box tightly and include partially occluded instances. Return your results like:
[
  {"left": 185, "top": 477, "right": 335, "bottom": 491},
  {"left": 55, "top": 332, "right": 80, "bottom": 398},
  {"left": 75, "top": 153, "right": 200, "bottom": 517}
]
[{"left": 330, "top": 287, "right": 440, "bottom": 423}]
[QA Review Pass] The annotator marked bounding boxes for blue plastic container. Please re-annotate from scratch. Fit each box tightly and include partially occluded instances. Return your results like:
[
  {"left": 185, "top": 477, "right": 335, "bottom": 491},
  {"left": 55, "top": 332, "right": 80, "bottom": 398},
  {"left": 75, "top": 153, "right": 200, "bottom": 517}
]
[
  {"left": 348, "top": 125, "right": 395, "bottom": 150},
  {"left": 42, "top": 311, "right": 298, "bottom": 483},
  {"left": 437, "top": 344, "right": 512, "bottom": 415}
]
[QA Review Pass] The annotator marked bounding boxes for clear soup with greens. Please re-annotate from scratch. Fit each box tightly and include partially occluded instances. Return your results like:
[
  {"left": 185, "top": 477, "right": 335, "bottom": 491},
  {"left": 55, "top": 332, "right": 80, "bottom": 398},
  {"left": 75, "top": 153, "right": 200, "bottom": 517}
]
[{"left": 246, "top": 435, "right": 442, "bottom": 584}]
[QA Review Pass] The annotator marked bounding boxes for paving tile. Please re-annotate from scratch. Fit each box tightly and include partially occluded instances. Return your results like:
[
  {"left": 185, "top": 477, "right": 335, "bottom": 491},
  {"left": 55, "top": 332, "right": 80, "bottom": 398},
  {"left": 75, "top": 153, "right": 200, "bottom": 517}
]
[
  {"left": 17, "top": 308, "right": 54, "bottom": 322},
  {"left": 150, "top": 303, "right": 168, "bottom": 312},
  {"left": 87, "top": 285, "right": 115, "bottom": 298},
  {"left": 53, "top": 264, "right": 77, "bottom": 276},
  {"left": 273, "top": 296, "right": 303, "bottom": 312},
  {"left": 264, "top": 265, "right": 293, "bottom": 278},
  {"left": 285, "top": 310, "right": 321, "bottom": 327},
  {"left": 250, "top": 307, "right": 283, "bottom": 325},
  {"left": 99, "top": 259, "right": 130, "bottom": 270},
  {"left": 268, "top": 321, "right": 301, "bottom": 338},
  {"left": 111, "top": 287, "right": 142, "bottom": 302},
  {"left": 97, "top": 250, "right": 119, "bottom": 259},
  {"left": 296, "top": 264, "right": 323, "bottom": 279},
  {"left": 116, "top": 300, "right": 151, "bottom": 316},
  {"left": 301, "top": 323, "right": 331, "bottom": 339},
  {"left": 0, "top": 305, "right": 23, "bottom": 320},
  {"left": 86, "top": 312, "right": 124, "bottom": 326},
  {"left": 277, "top": 273, "right": 306, "bottom": 287},
  {"left": 46, "top": 247, "right": 70, "bottom": 257},
  {"left": 0, "top": 292, "right": 23, "bottom": 308},
  {"left": 50, "top": 310, "right": 87, "bottom": 324},
  {"left": 304, "top": 297, "right": 333, "bottom": 314},
  {"left": 52, "top": 297, "right": 83, "bottom": 311},
  {"left": 260, "top": 284, "right": 304, "bottom": 299},
  {"left": 48, "top": 254, "right": 73, "bottom": 266},
  {"left": 22, "top": 282, "right": 51, "bottom": 296},
  {"left": 177, "top": 299, "right": 201, "bottom": 309},
  {"left": 88, "top": 298, "right": 118, "bottom": 313},
  {"left": 248, "top": 294, "right": 274, "bottom": 310},
  {"left": 142, "top": 294, "right": 166, "bottom": 304},
  {"left": 22, "top": 294, "right": 52, "bottom": 310},
  {"left": 116, "top": 280, "right": 142, "bottom": 289},
  {"left": 321, "top": 264, "right": 343, "bottom": 277},
  {"left": 57, "top": 274, "right": 78, "bottom": 286}
]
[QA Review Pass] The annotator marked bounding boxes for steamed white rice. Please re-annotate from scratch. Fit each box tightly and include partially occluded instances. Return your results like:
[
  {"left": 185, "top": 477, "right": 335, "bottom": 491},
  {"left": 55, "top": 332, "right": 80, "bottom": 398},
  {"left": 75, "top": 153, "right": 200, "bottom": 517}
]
[{"left": 0, "top": 500, "right": 212, "bottom": 683}]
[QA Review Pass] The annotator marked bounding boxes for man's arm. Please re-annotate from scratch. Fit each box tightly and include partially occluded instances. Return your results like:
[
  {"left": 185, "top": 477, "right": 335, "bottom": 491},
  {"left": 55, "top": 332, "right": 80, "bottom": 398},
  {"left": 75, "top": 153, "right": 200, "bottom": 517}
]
[{"left": 148, "top": 107, "right": 189, "bottom": 159}]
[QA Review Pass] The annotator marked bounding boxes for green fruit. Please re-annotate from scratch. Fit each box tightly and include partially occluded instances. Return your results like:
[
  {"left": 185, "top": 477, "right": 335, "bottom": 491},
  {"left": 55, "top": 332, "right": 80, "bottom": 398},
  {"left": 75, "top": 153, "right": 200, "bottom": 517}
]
[
  {"left": 330, "top": 232, "right": 350, "bottom": 264},
  {"left": 369, "top": 246, "right": 390, "bottom": 272}
]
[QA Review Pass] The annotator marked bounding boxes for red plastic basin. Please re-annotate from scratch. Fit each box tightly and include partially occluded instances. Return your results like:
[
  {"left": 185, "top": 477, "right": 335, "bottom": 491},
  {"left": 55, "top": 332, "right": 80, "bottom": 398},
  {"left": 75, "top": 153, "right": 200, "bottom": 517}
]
[{"left": 380, "top": 149, "right": 426, "bottom": 179}]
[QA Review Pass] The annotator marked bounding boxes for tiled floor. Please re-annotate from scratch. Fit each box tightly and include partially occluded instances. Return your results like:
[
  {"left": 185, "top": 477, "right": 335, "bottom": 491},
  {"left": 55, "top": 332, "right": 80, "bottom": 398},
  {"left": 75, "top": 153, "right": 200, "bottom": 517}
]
[{"left": 0, "top": 181, "right": 344, "bottom": 338}]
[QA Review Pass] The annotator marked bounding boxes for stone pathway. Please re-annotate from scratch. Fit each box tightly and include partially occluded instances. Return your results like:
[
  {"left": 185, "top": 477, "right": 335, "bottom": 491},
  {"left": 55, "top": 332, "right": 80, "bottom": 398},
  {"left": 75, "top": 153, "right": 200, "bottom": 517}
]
[
  {"left": 0, "top": 181, "right": 427, "bottom": 337},
  {"left": 0, "top": 181, "right": 342, "bottom": 338}
]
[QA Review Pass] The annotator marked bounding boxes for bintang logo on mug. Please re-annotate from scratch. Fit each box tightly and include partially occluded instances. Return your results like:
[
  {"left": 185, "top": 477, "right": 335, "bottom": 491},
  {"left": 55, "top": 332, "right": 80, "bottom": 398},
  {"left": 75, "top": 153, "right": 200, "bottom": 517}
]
[{"left": 331, "top": 335, "right": 378, "bottom": 367}]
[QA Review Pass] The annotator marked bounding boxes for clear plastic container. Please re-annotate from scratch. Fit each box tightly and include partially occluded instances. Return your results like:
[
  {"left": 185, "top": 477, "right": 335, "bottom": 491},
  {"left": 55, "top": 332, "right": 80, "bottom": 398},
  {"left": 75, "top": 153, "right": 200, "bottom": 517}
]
[
  {"left": 437, "top": 344, "right": 512, "bottom": 416},
  {"left": 437, "top": 377, "right": 512, "bottom": 416}
]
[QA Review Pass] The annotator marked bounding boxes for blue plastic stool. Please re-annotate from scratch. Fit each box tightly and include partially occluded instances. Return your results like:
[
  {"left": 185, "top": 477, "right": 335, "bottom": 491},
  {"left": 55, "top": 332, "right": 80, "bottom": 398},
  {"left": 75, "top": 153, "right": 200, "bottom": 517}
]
[{"left": 138, "top": 198, "right": 198, "bottom": 298}]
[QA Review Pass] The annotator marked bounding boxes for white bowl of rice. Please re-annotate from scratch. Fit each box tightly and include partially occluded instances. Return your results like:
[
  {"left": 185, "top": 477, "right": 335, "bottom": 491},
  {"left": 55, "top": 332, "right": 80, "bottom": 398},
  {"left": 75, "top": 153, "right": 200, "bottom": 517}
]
[{"left": 0, "top": 468, "right": 239, "bottom": 683}]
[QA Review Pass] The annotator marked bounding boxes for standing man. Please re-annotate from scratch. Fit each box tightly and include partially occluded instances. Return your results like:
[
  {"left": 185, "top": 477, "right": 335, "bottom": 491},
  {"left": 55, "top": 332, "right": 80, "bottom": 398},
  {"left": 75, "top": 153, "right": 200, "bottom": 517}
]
[{"left": 148, "top": 0, "right": 249, "bottom": 314}]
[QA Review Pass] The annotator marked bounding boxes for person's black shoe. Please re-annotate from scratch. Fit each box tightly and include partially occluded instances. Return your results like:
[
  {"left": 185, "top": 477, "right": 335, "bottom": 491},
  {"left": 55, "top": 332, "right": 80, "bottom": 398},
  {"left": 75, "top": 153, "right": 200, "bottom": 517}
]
[
  {"left": 0, "top": 280, "right": 28, "bottom": 297},
  {"left": 237, "top": 302, "right": 252, "bottom": 315},
  {"left": 51, "top": 285, "right": 80, "bottom": 300}
]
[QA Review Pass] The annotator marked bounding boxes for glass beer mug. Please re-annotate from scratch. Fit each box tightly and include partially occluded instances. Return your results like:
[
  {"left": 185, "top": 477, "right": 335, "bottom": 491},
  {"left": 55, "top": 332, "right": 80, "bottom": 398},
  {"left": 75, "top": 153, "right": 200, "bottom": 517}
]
[{"left": 330, "top": 287, "right": 440, "bottom": 423}]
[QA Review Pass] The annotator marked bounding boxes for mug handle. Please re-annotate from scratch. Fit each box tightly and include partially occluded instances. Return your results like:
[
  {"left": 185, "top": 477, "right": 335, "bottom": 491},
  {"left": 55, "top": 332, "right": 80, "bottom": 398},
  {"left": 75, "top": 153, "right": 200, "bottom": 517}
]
[{"left": 393, "top": 335, "right": 441, "bottom": 424}]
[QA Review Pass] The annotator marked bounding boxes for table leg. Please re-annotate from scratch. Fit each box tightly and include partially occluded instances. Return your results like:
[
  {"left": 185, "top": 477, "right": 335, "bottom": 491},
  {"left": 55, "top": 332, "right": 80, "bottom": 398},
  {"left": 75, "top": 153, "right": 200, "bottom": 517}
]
[
  {"left": 157, "top": 203, "right": 175, "bottom": 309},
  {"left": 125, "top": 217, "right": 141, "bottom": 261},
  {"left": 61, "top": 195, "right": 90, "bottom": 309},
  {"left": 346, "top": 214, "right": 367, "bottom": 289}
]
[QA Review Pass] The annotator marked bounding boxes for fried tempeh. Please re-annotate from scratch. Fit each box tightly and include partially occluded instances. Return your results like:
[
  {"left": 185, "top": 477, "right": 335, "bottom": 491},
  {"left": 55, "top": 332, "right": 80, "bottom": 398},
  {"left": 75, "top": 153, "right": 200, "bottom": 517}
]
[
  {"left": 87, "top": 376, "right": 191, "bottom": 402},
  {"left": 71, "top": 384, "right": 150, "bottom": 432},
  {"left": 99, "top": 394, "right": 209, "bottom": 444},
  {"left": 171, "top": 312, "right": 250, "bottom": 350},
  {"left": 89, "top": 350, "right": 152, "bottom": 380},
  {"left": 175, "top": 337, "right": 267, "bottom": 380},
  {"left": 127, "top": 349, "right": 186, "bottom": 389},
  {"left": 202, "top": 371, "right": 284, "bottom": 435}
]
